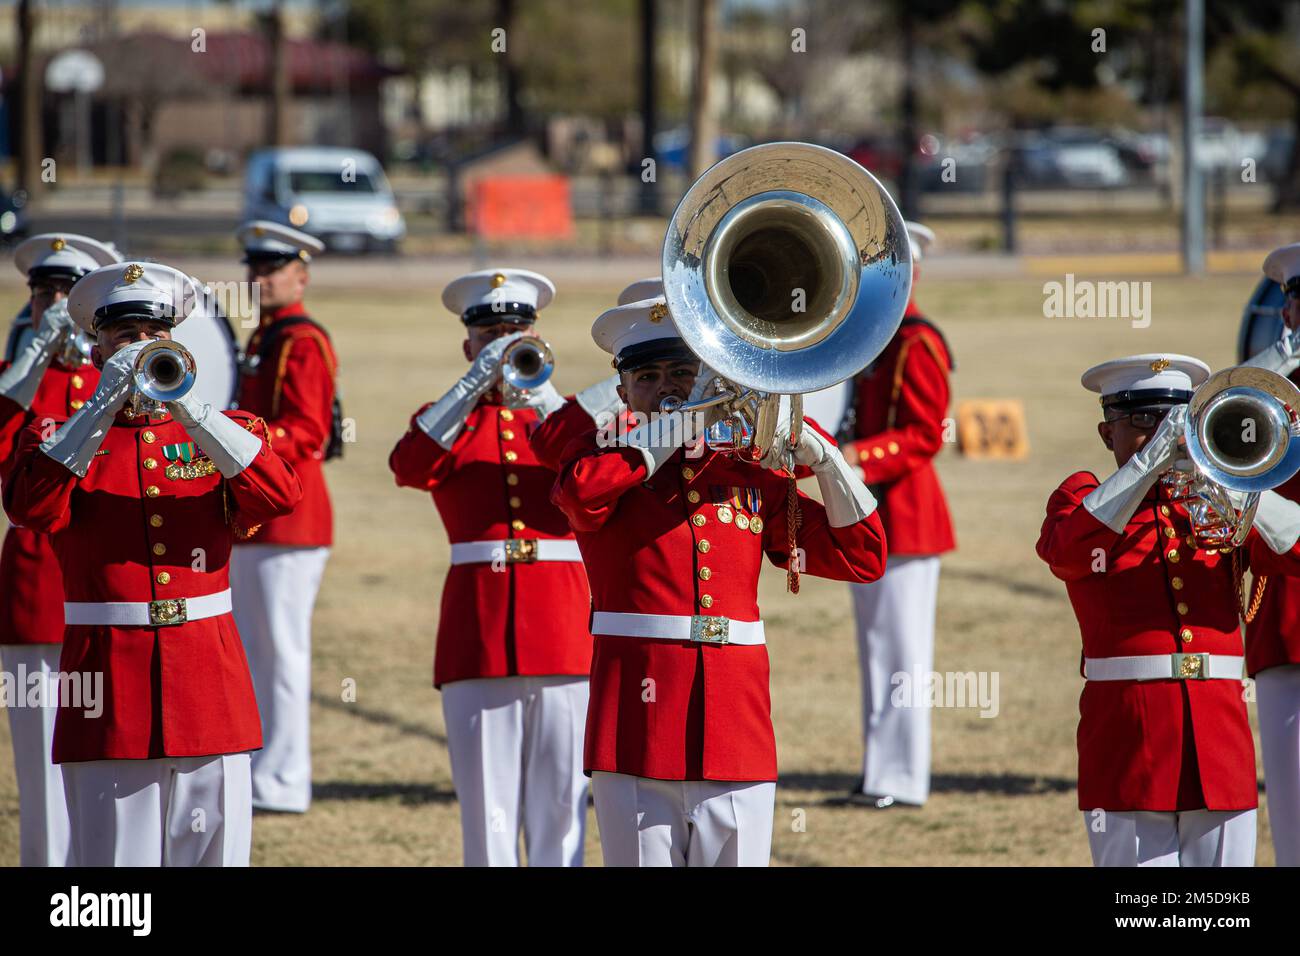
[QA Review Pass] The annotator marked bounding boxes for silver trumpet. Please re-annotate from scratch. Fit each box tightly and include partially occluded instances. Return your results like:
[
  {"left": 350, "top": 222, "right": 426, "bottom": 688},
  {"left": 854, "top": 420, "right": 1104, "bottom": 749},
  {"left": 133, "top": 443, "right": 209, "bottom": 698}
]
[
  {"left": 501, "top": 335, "right": 554, "bottom": 407},
  {"left": 1163, "top": 365, "right": 1300, "bottom": 548},
  {"left": 57, "top": 329, "right": 94, "bottom": 368},
  {"left": 658, "top": 141, "right": 911, "bottom": 464},
  {"left": 129, "top": 340, "right": 197, "bottom": 417}
]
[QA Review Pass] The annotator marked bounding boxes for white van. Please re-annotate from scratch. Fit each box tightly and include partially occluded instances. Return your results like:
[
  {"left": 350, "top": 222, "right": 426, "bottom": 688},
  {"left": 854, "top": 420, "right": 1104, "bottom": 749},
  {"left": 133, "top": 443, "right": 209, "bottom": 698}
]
[{"left": 243, "top": 147, "right": 405, "bottom": 253}]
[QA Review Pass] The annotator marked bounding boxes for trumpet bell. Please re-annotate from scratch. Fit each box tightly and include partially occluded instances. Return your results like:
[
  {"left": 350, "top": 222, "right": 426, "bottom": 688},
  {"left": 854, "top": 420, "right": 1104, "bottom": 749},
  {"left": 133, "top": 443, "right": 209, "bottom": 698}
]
[
  {"left": 663, "top": 141, "right": 911, "bottom": 395},
  {"left": 1187, "top": 366, "right": 1300, "bottom": 493},
  {"left": 134, "top": 340, "right": 197, "bottom": 404},
  {"left": 501, "top": 336, "right": 554, "bottom": 392}
]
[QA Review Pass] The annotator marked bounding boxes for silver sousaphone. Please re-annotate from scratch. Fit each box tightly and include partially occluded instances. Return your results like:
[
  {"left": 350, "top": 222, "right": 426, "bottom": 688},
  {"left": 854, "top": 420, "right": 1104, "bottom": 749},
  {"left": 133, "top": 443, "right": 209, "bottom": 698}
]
[
  {"left": 1164, "top": 365, "right": 1300, "bottom": 548},
  {"left": 659, "top": 141, "right": 911, "bottom": 463}
]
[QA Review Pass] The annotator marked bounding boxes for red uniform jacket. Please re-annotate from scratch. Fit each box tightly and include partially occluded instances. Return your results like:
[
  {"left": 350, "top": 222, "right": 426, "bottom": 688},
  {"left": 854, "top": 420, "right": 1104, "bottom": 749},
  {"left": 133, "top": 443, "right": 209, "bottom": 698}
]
[
  {"left": 0, "top": 361, "right": 99, "bottom": 646},
  {"left": 1243, "top": 364, "right": 1300, "bottom": 675},
  {"left": 390, "top": 395, "right": 594, "bottom": 687},
  {"left": 531, "top": 397, "right": 601, "bottom": 472},
  {"left": 234, "top": 301, "right": 336, "bottom": 547},
  {"left": 3, "top": 409, "right": 302, "bottom": 762},
  {"left": 552, "top": 435, "right": 887, "bottom": 783},
  {"left": 1037, "top": 471, "right": 1300, "bottom": 812},
  {"left": 845, "top": 304, "right": 955, "bottom": 557}
]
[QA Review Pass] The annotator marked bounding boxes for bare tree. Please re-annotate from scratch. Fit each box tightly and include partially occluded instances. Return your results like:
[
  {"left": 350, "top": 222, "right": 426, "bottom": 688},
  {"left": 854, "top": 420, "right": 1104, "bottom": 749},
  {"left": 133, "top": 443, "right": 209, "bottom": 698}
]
[
  {"left": 689, "top": 0, "right": 720, "bottom": 180},
  {"left": 16, "top": 0, "right": 43, "bottom": 197}
]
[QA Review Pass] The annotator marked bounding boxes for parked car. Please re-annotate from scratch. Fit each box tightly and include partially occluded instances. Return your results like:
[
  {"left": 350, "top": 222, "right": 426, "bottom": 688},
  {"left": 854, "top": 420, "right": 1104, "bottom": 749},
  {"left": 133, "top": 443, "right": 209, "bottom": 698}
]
[
  {"left": 1011, "top": 128, "right": 1129, "bottom": 188},
  {"left": 243, "top": 147, "right": 405, "bottom": 253}
]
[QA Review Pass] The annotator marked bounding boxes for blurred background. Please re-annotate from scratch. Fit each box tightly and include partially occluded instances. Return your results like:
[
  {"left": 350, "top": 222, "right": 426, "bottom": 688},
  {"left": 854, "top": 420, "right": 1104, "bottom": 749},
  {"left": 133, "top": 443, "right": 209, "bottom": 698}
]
[{"left": 1, "top": 0, "right": 1299, "bottom": 264}]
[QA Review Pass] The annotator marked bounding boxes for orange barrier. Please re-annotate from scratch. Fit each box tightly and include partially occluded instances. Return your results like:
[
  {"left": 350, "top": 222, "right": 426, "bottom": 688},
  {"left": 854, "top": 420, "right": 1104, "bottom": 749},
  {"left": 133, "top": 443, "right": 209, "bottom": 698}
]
[{"left": 468, "top": 176, "right": 575, "bottom": 239}]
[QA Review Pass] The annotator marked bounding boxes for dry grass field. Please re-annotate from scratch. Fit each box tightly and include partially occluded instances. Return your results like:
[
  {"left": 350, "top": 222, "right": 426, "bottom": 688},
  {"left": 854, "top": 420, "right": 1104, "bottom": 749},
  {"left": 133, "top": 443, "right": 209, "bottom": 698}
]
[{"left": 0, "top": 261, "right": 1285, "bottom": 865}]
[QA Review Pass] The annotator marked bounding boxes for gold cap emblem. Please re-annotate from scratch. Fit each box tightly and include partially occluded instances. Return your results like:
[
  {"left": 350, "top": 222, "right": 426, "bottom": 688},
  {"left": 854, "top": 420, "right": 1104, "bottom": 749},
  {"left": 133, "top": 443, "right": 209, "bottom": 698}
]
[
  {"left": 649, "top": 302, "right": 668, "bottom": 324},
  {"left": 253, "top": 226, "right": 266, "bottom": 237},
  {"left": 1149, "top": 358, "right": 1170, "bottom": 373},
  {"left": 123, "top": 263, "right": 145, "bottom": 284},
  {"left": 490, "top": 272, "right": 507, "bottom": 289},
  {"left": 50, "top": 237, "right": 66, "bottom": 252}
]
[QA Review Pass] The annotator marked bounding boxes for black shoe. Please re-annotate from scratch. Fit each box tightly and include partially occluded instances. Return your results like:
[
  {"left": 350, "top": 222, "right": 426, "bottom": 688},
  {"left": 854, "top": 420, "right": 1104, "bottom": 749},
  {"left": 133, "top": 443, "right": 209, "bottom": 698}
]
[{"left": 839, "top": 788, "right": 909, "bottom": 809}]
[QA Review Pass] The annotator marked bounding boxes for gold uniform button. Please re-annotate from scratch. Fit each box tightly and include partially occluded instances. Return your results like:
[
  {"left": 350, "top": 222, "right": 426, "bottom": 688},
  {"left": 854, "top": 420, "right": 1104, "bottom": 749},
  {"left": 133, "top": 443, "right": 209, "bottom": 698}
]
[
  {"left": 1167, "top": 549, "right": 1180, "bottom": 563},
  {"left": 1164, "top": 527, "right": 1176, "bottom": 539},
  {"left": 71, "top": 374, "right": 84, "bottom": 389},
  {"left": 698, "top": 567, "right": 712, "bottom": 581},
  {"left": 1171, "top": 577, "right": 1184, "bottom": 590},
  {"left": 144, "top": 457, "right": 158, "bottom": 470},
  {"left": 1177, "top": 602, "right": 1189, "bottom": 615},
  {"left": 687, "top": 490, "right": 701, "bottom": 504},
  {"left": 681, "top": 466, "right": 695, "bottom": 480},
  {"left": 504, "top": 451, "right": 518, "bottom": 462},
  {"left": 735, "top": 514, "right": 750, "bottom": 531},
  {"left": 152, "top": 543, "right": 166, "bottom": 556},
  {"left": 69, "top": 399, "right": 84, "bottom": 410},
  {"left": 156, "top": 571, "right": 170, "bottom": 585},
  {"left": 507, "top": 473, "right": 519, "bottom": 486},
  {"left": 501, "top": 429, "right": 516, "bottom": 441},
  {"left": 700, "top": 594, "right": 714, "bottom": 608},
  {"left": 859, "top": 450, "right": 870, "bottom": 463},
  {"left": 150, "top": 514, "right": 163, "bottom": 528},
  {"left": 509, "top": 496, "right": 522, "bottom": 508},
  {"left": 275, "top": 427, "right": 286, "bottom": 438},
  {"left": 887, "top": 441, "right": 900, "bottom": 454},
  {"left": 500, "top": 409, "right": 514, "bottom": 421},
  {"left": 717, "top": 507, "right": 733, "bottom": 524},
  {"left": 1160, "top": 505, "right": 1171, "bottom": 516},
  {"left": 691, "top": 514, "right": 706, "bottom": 527},
  {"left": 697, "top": 539, "right": 711, "bottom": 553},
  {"left": 142, "top": 430, "right": 156, "bottom": 444},
  {"left": 872, "top": 447, "right": 885, "bottom": 459},
  {"left": 1180, "top": 627, "right": 1194, "bottom": 643},
  {"left": 511, "top": 519, "right": 525, "bottom": 531},
  {"left": 146, "top": 485, "right": 160, "bottom": 498}
]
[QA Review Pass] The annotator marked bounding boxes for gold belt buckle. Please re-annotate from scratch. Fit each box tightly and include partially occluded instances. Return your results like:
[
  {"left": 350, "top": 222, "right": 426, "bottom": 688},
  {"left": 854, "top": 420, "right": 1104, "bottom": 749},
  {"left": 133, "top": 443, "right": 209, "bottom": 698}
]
[
  {"left": 504, "top": 539, "right": 538, "bottom": 564},
  {"left": 690, "top": 615, "right": 730, "bottom": 645},
  {"left": 1172, "top": 652, "right": 1208, "bottom": 680},
  {"left": 149, "top": 597, "right": 188, "bottom": 627}
]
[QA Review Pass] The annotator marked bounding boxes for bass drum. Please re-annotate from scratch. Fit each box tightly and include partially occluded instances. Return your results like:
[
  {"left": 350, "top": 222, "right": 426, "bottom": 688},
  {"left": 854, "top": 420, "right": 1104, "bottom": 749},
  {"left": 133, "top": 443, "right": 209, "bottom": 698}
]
[
  {"left": 173, "top": 293, "right": 240, "bottom": 410},
  {"left": 1238, "top": 275, "right": 1286, "bottom": 364}
]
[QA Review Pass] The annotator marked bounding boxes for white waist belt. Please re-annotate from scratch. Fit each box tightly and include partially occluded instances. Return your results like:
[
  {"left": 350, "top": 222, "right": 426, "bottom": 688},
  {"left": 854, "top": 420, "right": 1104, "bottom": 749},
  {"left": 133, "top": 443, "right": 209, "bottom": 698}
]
[
  {"left": 64, "top": 588, "right": 232, "bottom": 628},
  {"left": 1084, "top": 653, "right": 1244, "bottom": 682},
  {"left": 591, "top": 610, "right": 766, "bottom": 646},
  {"left": 450, "top": 539, "right": 582, "bottom": 566}
]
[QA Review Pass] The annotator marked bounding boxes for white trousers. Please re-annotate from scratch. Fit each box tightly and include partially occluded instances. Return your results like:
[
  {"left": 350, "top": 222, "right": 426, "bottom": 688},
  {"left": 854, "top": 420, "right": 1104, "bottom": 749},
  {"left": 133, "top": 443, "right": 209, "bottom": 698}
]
[
  {"left": 1083, "top": 809, "right": 1257, "bottom": 867},
  {"left": 591, "top": 771, "right": 776, "bottom": 867},
  {"left": 441, "top": 675, "right": 590, "bottom": 867},
  {"left": 851, "top": 555, "right": 940, "bottom": 805},
  {"left": 1257, "top": 664, "right": 1300, "bottom": 866},
  {"left": 1, "top": 643, "right": 72, "bottom": 866},
  {"left": 61, "top": 753, "right": 252, "bottom": 867},
  {"left": 231, "top": 543, "right": 330, "bottom": 813}
]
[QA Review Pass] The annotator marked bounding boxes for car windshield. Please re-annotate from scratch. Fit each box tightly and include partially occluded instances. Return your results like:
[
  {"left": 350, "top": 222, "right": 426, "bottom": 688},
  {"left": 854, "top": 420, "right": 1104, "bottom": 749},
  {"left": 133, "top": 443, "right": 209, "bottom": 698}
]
[{"left": 286, "top": 170, "right": 380, "bottom": 194}]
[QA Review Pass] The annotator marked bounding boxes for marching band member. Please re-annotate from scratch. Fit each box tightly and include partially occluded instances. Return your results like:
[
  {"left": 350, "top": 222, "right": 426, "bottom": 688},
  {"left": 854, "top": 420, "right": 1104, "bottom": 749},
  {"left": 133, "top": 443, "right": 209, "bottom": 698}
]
[
  {"left": 0, "top": 233, "right": 120, "bottom": 865},
  {"left": 389, "top": 268, "right": 593, "bottom": 867},
  {"left": 842, "top": 221, "right": 955, "bottom": 809},
  {"left": 2, "top": 261, "right": 302, "bottom": 866},
  {"left": 530, "top": 276, "right": 657, "bottom": 471},
  {"left": 230, "top": 220, "right": 338, "bottom": 814},
  {"left": 1237, "top": 242, "right": 1300, "bottom": 865},
  {"left": 1037, "top": 354, "right": 1300, "bottom": 867},
  {"left": 550, "top": 296, "right": 887, "bottom": 867}
]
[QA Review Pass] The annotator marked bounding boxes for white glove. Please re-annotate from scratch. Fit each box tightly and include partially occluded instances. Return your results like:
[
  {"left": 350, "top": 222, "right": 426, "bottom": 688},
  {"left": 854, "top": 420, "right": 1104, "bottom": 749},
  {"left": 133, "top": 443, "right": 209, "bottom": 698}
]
[
  {"left": 1241, "top": 328, "right": 1300, "bottom": 377},
  {"left": 167, "top": 393, "right": 262, "bottom": 479},
  {"left": 0, "top": 300, "right": 78, "bottom": 409},
  {"left": 1083, "top": 405, "right": 1188, "bottom": 533},
  {"left": 39, "top": 340, "right": 148, "bottom": 477},
  {"left": 575, "top": 374, "right": 624, "bottom": 421},
  {"left": 803, "top": 428, "right": 878, "bottom": 527},
  {"left": 514, "top": 380, "right": 565, "bottom": 420},
  {"left": 1251, "top": 490, "right": 1300, "bottom": 554},
  {"left": 618, "top": 363, "right": 723, "bottom": 477},
  {"left": 416, "top": 332, "right": 524, "bottom": 449}
]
